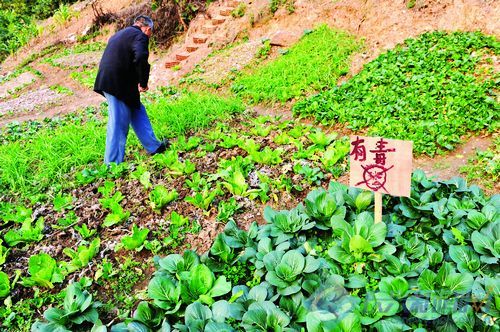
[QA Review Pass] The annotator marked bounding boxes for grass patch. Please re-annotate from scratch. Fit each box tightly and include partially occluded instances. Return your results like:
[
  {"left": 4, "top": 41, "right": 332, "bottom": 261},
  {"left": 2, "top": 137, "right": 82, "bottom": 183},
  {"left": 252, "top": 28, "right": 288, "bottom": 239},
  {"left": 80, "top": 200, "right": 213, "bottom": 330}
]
[
  {"left": 0, "top": 119, "right": 105, "bottom": 200},
  {"left": 0, "top": 92, "right": 244, "bottom": 200},
  {"left": 231, "top": 24, "right": 361, "bottom": 103},
  {"left": 145, "top": 91, "right": 245, "bottom": 138},
  {"left": 294, "top": 31, "right": 500, "bottom": 156}
]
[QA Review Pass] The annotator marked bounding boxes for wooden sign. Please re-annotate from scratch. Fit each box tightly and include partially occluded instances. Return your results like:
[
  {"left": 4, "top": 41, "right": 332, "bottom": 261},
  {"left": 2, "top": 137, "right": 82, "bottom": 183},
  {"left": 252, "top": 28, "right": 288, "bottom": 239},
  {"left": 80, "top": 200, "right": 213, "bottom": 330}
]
[
  {"left": 349, "top": 135, "right": 413, "bottom": 223},
  {"left": 349, "top": 135, "right": 413, "bottom": 197}
]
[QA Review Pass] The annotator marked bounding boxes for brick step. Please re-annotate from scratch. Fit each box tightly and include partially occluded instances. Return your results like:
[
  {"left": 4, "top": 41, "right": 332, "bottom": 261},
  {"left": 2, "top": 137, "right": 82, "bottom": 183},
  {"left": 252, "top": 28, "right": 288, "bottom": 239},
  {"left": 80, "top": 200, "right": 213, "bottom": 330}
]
[
  {"left": 212, "top": 16, "right": 226, "bottom": 25},
  {"left": 176, "top": 52, "right": 190, "bottom": 61},
  {"left": 203, "top": 24, "right": 217, "bottom": 34},
  {"left": 186, "top": 44, "right": 199, "bottom": 52},
  {"left": 219, "top": 7, "right": 233, "bottom": 16},
  {"left": 193, "top": 34, "right": 208, "bottom": 44},
  {"left": 165, "top": 60, "right": 180, "bottom": 68}
]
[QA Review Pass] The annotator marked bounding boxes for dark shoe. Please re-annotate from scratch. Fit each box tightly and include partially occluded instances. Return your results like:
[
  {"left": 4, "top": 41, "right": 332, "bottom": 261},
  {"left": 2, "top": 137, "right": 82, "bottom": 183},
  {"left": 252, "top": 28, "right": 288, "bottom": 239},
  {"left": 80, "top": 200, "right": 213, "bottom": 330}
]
[{"left": 150, "top": 139, "right": 170, "bottom": 155}]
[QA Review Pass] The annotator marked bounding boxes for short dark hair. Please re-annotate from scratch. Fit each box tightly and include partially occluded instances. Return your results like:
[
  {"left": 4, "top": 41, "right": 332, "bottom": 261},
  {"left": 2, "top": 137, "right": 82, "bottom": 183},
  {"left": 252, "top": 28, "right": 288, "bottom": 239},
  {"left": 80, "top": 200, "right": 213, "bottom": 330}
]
[{"left": 134, "top": 15, "right": 154, "bottom": 31}]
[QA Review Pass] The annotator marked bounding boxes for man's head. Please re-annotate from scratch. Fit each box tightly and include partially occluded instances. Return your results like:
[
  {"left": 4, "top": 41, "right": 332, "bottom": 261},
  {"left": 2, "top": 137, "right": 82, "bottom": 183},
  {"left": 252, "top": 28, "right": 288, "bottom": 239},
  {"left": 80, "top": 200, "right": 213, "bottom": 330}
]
[{"left": 134, "top": 15, "right": 154, "bottom": 37}]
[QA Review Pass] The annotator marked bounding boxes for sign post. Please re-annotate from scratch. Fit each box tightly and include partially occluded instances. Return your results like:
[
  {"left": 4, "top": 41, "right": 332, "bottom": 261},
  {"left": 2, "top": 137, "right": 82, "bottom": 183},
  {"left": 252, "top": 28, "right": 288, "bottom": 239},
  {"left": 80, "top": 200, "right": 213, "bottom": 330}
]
[
  {"left": 349, "top": 136, "right": 413, "bottom": 223},
  {"left": 374, "top": 192, "right": 382, "bottom": 224}
]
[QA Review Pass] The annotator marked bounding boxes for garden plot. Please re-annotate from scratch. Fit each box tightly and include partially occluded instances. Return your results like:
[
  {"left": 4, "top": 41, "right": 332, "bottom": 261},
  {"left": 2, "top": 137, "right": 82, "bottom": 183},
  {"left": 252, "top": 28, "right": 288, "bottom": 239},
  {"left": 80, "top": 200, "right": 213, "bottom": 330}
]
[
  {"left": 42, "top": 44, "right": 104, "bottom": 89},
  {"left": 0, "top": 71, "right": 37, "bottom": 99},
  {"left": 51, "top": 50, "right": 103, "bottom": 68},
  {"left": 42, "top": 42, "right": 105, "bottom": 73},
  {"left": 0, "top": 110, "right": 353, "bottom": 329},
  {"left": 294, "top": 31, "right": 499, "bottom": 155},
  {"left": 0, "top": 88, "right": 65, "bottom": 116}
]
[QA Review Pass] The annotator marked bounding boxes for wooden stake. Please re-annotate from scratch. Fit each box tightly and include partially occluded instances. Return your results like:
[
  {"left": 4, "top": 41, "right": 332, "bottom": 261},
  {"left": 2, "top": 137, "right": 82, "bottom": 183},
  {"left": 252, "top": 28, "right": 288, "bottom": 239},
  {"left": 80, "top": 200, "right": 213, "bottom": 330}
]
[{"left": 374, "top": 191, "right": 383, "bottom": 224}]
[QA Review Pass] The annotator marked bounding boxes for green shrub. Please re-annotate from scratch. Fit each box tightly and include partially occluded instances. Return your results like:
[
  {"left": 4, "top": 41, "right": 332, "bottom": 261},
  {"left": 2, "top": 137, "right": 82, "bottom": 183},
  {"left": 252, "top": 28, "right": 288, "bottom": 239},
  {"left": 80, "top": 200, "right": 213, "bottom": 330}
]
[
  {"left": 0, "top": 11, "right": 39, "bottom": 62},
  {"left": 1, "top": 0, "right": 80, "bottom": 20}
]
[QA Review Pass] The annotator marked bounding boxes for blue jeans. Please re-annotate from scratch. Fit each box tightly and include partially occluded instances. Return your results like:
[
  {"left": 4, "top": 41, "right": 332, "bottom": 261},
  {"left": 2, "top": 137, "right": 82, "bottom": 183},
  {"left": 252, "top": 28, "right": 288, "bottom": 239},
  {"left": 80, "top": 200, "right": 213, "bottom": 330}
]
[{"left": 104, "top": 92, "right": 161, "bottom": 164}]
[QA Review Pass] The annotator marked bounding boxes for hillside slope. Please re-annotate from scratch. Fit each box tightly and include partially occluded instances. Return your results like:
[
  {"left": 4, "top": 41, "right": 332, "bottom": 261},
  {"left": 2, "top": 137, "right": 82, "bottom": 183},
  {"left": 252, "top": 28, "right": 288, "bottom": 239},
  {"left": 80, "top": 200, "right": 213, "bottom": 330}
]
[
  {"left": 1, "top": 0, "right": 498, "bottom": 123},
  {"left": 0, "top": 1, "right": 498, "bottom": 331}
]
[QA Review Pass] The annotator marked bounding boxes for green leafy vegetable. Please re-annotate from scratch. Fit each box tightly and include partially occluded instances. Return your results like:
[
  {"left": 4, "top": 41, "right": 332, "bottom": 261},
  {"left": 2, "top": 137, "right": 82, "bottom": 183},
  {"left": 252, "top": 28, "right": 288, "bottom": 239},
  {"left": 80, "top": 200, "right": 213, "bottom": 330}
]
[{"left": 120, "top": 224, "right": 150, "bottom": 251}]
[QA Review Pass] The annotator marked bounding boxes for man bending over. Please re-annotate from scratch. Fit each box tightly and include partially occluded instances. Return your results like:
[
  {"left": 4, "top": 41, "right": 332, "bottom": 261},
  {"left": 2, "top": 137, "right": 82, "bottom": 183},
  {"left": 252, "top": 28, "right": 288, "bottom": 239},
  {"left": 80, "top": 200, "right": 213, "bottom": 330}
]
[{"left": 94, "top": 15, "right": 168, "bottom": 165}]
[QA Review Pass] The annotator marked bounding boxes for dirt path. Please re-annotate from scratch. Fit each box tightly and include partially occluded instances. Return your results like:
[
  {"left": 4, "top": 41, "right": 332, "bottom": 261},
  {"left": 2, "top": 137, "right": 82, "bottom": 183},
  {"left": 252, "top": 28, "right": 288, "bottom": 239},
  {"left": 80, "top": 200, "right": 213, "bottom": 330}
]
[{"left": 414, "top": 134, "right": 498, "bottom": 193}]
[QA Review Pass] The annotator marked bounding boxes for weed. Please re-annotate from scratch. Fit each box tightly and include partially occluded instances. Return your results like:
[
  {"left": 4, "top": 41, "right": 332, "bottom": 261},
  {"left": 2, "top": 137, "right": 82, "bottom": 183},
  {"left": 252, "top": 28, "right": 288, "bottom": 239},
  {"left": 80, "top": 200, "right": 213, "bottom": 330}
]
[
  {"left": 222, "top": 261, "right": 255, "bottom": 285},
  {"left": 0, "top": 288, "right": 59, "bottom": 331},
  {"left": 459, "top": 137, "right": 499, "bottom": 190},
  {"left": 76, "top": 28, "right": 102, "bottom": 43},
  {"left": 49, "top": 84, "right": 73, "bottom": 95},
  {"left": 98, "top": 256, "right": 147, "bottom": 319},
  {"left": 269, "top": 0, "right": 295, "bottom": 14},
  {"left": 256, "top": 39, "right": 272, "bottom": 59},
  {"left": 232, "top": 2, "right": 246, "bottom": 17},
  {"left": 407, "top": 0, "right": 417, "bottom": 9},
  {"left": 70, "top": 68, "right": 98, "bottom": 89},
  {"left": 52, "top": 3, "right": 79, "bottom": 26}
]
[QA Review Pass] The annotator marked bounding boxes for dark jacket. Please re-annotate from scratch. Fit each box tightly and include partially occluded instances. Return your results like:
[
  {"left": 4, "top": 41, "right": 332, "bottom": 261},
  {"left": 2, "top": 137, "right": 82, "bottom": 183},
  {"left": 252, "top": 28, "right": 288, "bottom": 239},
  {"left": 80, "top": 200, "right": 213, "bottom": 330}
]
[{"left": 94, "top": 25, "right": 150, "bottom": 108}]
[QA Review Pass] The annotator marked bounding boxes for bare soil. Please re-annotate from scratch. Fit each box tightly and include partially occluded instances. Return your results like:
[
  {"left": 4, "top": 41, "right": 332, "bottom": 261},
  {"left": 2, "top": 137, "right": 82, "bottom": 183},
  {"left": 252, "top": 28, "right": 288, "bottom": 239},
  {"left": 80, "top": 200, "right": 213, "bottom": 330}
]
[{"left": 414, "top": 133, "right": 499, "bottom": 193}]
